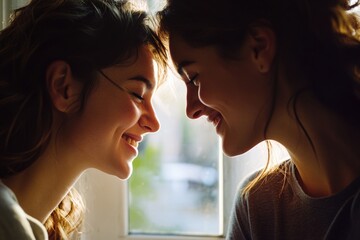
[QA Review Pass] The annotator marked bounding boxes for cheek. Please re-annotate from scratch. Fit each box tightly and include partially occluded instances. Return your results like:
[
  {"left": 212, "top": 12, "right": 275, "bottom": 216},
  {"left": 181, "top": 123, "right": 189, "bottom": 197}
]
[
  {"left": 70, "top": 95, "right": 140, "bottom": 143},
  {"left": 197, "top": 70, "right": 237, "bottom": 107},
  {"left": 88, "top": 90, "right": 140, "bottom": 126},
  {"left": 117, "top": 104, "right": 140, "bottom": 127}
]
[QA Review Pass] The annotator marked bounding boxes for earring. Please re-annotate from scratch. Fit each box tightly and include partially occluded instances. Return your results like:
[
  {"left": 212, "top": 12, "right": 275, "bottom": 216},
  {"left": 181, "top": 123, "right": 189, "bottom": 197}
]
[
  {"left": 258, "top": 63, "right": 268, "bottom": 73},
  {"left": 259, "top": 64, "right": 264, "bottom": 72}
]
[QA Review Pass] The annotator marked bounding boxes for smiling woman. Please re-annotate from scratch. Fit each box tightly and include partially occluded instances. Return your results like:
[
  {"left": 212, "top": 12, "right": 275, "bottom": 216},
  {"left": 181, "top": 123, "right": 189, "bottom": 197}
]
[
  {"left": 158, "top": 0, "right": 360, "bottom": 239},
  {"left": 63, "top": 46, "right": 161, "bottom": 180},
  {"left": 0, "top": 0, "right": 166, "bottom": 239}
]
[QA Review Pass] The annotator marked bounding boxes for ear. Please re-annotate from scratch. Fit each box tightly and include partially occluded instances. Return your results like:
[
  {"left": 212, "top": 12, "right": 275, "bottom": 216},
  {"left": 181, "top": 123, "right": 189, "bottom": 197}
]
[
  {"left": 248, "top": 24, "right": 276, "bottom": 73},
  {"left": 46, "top": 61, "right": 82, "bottom": 112}
]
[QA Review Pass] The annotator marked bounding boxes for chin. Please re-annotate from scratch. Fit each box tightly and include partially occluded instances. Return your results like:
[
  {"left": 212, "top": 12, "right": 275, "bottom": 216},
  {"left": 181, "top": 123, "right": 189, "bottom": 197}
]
[
  {"left": 221, "top": 139, "right": 253, "bottom": 157},
  {"left": 117, "top": 166, "right": 133, "bottom": 180},
  {"left": 222, "top": 143, "right": 241, "bottom": 157},
  {"left": 105, "top": 162, "right": 133, "bottom": 180},
  {"left": 222, "top": 147, "right": 243, "bottom": 157}
]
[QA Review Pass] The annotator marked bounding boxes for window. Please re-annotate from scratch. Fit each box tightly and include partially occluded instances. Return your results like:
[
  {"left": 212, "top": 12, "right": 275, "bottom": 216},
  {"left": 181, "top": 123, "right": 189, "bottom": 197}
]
[
  {"left": 77, "top": 64, "right": 289, "bottom": 240},
  {"left": 1, "top": 0, "right": 19, "bottom": 29},
  {"left": 1, "top": 1, "right": 289, "bottom": 239},
  {"left": 76, "top": 1, "right": 290, "bottom": 240},
  {"left": 129, "top": 74, "right": 221, "bottom": 237}
]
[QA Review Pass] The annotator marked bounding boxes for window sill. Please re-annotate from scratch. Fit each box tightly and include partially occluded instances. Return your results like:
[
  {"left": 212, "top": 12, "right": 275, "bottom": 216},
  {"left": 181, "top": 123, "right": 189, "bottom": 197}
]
[{"left": 120, "top": 235, "right": 225, "bottom": 240}]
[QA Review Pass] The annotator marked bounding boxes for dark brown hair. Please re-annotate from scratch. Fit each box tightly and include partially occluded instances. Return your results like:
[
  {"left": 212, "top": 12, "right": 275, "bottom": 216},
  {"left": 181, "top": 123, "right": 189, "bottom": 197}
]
[
  {"left": 0, "top": 0, "right": 166, "bottom": 238},
  {"left": 158, "top": 0, "right": 360, "bottom": 192},
  {"left": 158, "top": 0, "right": 360, "bottom": 122}
]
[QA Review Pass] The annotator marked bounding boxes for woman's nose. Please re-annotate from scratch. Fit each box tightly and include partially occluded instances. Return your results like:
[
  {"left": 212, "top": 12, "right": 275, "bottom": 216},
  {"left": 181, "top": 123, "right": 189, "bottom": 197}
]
[
  {"left": 186, "top": 86, "right": 205, "bottom": 119},
  {"left": 139, "top": 104, "right": 160, "bottom": 133}
]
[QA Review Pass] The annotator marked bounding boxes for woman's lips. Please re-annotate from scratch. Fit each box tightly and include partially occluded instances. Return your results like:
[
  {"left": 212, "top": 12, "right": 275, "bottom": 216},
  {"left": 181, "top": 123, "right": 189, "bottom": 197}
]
[
  {"left": 208, "top": 113, "right": 223, "bottom": 128},
  {"left": 122, "top": 133, "right": 142, "bottom": 148}
]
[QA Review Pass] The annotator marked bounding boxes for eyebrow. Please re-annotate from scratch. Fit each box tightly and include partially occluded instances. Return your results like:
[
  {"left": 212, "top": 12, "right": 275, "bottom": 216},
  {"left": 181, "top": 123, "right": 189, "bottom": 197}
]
[
  {"left": 128, "top": 76, "right": 153, "bottom": 90},
  {"left": 177, "top": 60, "right": 195, "bottom": 75}
]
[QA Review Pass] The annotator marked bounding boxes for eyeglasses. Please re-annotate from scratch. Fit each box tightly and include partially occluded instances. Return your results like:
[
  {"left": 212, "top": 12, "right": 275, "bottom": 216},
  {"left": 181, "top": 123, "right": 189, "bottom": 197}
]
[
  {"left": 97, "top": 69, "right": 144, "bottom": 102},
  {"left": 97, "top": 69, "right": 128, "bottom": 94}
]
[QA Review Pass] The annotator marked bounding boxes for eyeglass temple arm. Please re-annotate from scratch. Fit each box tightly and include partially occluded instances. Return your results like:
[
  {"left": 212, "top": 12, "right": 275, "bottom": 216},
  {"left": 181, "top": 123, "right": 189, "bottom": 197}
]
[{"left": 97, "top": 69, "right": 129, "bottom": 93}]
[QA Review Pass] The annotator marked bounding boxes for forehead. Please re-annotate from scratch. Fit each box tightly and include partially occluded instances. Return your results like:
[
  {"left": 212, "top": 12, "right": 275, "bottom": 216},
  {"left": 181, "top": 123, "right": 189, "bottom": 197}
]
[
  {"left": 125, "top": 46, "right": 156, "bottom": 80},
  {"left": 169, "top": 34, "right": 226, "bottom": 73},
  {"left": 104, "top": 46, "right": 157, "bottom": 86},
  {"left": 139, "top": 46, "right": 161, "bottom": 85},
  {"left": 134, "top": 45, "right": 155, "bottom": 69},
  {"left": 169, "top": 34, "right": 194, "bottom": 67}
]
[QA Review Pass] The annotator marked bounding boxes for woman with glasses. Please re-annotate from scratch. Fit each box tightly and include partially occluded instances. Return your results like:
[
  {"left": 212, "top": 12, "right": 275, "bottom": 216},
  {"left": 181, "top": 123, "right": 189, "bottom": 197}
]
[
  {"left": 0, "top": 0, "right": 166, "bottom": 239},
  {"left": 157, "top": 0, "right": 360, "bottom": 239}
]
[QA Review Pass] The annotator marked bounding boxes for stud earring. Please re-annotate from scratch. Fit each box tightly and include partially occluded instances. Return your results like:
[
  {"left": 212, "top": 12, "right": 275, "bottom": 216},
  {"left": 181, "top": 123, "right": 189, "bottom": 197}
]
[{"left": 259, "top": 63, "right": 268, "bottom": 73}]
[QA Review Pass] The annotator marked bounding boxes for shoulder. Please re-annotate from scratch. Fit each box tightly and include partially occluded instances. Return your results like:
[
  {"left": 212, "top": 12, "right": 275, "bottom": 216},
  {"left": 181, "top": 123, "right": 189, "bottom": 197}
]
[
  {"left": 348, "top": 188, "right": 360, "bottom": 239},
  {"left": 227, "top": 160, "right": 292, "bottom": 239},
  {"left": 0, "top": 181, "right": 22, "bottom": 219},
  {"left": 235, "top": 160, "right": 293, "bottom": 218},
  {"left": 324, "top": 180, "right": 360, "bottom": 239},
  {"left": 0, "top": 181, "right": 44, "bottom": 240},
  {"left": 241, "top": 160, "right": 291, "bottom": 196},
  {"left": 341, "top": 187, "right": 360, "bottom": 239}
]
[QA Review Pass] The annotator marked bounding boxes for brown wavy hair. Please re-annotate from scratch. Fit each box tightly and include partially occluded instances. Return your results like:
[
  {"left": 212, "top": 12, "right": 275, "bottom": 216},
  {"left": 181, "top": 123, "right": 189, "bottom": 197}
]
[
  {"left": 158, "top": 0, "right": 360, "bottom": 191},
  {"left": 0, "top": 0, "right": 166, "bottom": 239}
]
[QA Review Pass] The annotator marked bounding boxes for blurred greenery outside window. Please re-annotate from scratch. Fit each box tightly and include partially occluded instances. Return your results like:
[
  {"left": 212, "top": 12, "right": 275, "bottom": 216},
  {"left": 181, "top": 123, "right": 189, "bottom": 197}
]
[{"left": 129, "top": 72, "right": 221, "bottom": 236}]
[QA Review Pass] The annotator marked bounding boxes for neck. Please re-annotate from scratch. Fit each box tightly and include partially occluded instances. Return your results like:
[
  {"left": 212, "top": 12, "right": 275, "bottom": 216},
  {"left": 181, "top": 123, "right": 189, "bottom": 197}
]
[
  {"left": 269, "top": 79, "right": 360, "bottom": 197},
  {"left": 2, "top": 148, "right": 85, "bottom": 223}
]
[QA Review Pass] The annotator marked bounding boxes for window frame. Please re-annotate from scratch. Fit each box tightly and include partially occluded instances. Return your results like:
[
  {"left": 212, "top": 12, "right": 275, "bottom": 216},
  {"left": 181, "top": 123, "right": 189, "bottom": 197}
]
[
  {"left": 2, "top": 1, "right": 292, "bottom": 239},
  {"left": 78, "top": 166, "right": 226, "bottom": 240},
  {"left": 1, "top": 0, "right": 11, "bottom": 29},
  {"left": 125, "top": 147, "right": 226, "bottom": 240},
  {"left": 79, "top": 141, "right": 287, "bottom": 240}
]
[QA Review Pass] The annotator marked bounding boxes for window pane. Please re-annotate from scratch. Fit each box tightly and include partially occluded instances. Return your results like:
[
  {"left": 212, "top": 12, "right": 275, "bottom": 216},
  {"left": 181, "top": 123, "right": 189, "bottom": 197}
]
[{"left": 129, "top": 75, "right": 221, "bottom": 236}]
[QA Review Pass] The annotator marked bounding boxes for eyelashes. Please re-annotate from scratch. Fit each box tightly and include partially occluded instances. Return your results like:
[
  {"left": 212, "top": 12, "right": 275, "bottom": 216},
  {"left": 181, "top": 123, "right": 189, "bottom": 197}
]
[
  {"left": 183, "top": 70, "right": 199, "bottom": 87},
  {"left": 124, "top": 85, "right": 146, "bottom": 103},
  {"left": 187, "top": 73, "right": 199, "bottom": 87},
  {"left": 129, "top": 92, "right": 145, "bottom": 103}
]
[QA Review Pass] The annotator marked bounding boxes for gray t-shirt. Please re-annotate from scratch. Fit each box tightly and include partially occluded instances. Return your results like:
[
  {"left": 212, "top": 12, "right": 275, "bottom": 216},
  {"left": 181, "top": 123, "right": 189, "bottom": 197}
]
[
  {"left": 0, "top": 181, "right": 48, "bottom": 240},
  {"left": 227, "top": 160, "right": 360, "bottom": 240}
]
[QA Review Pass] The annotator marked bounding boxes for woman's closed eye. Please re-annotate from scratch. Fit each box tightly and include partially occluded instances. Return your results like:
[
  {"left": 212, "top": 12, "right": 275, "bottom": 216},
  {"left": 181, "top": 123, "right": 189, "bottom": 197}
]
[
  {"left": 129, "top": 91, "right": 145, "bottom": 103},
  {"left": 125, "top": 84, "right": 147, "bottom": 103},
  {"left": 183, "top": 71, "right": 199, "bottom": 87},
  {"left": 187, "top": 73, "right": 199, "bottom": 87}
]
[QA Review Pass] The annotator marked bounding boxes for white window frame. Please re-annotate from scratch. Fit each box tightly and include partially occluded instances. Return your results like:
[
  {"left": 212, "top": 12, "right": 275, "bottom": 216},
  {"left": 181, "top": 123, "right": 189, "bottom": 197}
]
[
  {"left": 78, "top": 142, "right": 279, "bottom": 240},
  {"left": 1, "top": 0, "right": 10, "bottom": 29},
  {"left": 78, "top": 159, "right": 226, "bottom": 240}
]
